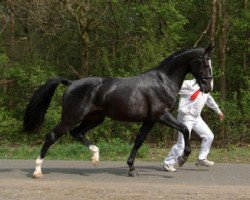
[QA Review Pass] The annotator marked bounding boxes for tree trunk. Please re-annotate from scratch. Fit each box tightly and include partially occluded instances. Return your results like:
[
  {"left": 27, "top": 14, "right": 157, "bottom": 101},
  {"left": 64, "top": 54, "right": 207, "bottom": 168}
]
[
  {"left": 62, "top": 0, "right": 91, "bottom": 78},
  {"left": 243, "top": 0, "right": 248, "bottom": 10},
  {"left": 218, "top": 0, "right": 229, "bottom": 144},
  {"left": 81, "top": 30, "right": 90, "bottom": 77},
  {"left": 5, "top": 0, "right": 15, "bottom": 109},
  {"left": 210, "top": 0, "right": 217, "bottom": 45},
  {"left": 7, "top": 0, "right": 15, "bottom": 59},
  {"left": 243, "top": 0, "right": 248, "bottom": 75},
  {"left": 109, "top": 1, "right": 118, "bottom": 59},
  {"left": 218, "top": 0, "right": 228, "bottom": 101}
]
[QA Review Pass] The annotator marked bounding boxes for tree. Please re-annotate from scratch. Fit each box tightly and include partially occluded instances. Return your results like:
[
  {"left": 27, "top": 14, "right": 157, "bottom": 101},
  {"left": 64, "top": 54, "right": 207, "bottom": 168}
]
[
  {"left": 218, "top": 0, "right": 228, "bottom": 101},
  {"left": 210, "top": 0, "right": 217, "bottom": 45},
  {"left": 0, "top": 0, "right": 249, "bottom": 144}
]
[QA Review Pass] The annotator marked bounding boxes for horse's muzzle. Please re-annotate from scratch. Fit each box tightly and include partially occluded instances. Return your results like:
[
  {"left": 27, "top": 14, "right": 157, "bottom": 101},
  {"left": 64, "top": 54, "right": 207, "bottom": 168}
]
[{"left": 199, "top": 78, "right": 213, "bottom": 94}]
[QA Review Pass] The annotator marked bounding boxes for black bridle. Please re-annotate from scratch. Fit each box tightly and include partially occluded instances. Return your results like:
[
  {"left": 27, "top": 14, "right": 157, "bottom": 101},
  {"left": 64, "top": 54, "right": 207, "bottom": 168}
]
[
  {"left": 198, "top": 56, "right": 213, "bottom": 81},
  {"left": 200, "top": 75, "right": 213, "bottom": 80}
]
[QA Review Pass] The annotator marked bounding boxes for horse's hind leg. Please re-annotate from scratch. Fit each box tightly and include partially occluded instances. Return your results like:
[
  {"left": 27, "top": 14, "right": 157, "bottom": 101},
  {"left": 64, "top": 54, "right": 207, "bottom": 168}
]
[
  {"left": 127, "top": 122, "right": 154, "bottom": 177},
  {"left": 33, "top": 121, "right": 73, "bottom": 178},
  {"left": 70, "top": 115, "right": 105, "bottom": 166}
]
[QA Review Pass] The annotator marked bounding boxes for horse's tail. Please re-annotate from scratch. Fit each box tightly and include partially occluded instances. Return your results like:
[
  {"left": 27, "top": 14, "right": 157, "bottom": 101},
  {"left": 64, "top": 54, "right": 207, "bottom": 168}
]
[{"left": 23, "top": 77, "right": 72, "bottom": 132}]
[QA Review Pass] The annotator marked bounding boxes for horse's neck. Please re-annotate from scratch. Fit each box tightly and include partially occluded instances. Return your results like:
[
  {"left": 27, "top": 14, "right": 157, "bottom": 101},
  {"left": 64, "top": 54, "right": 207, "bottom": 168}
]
[
  {"left": 159, "top": 59, "right": 189, "bottom": 91},
  {"left": 171, "top": 64, "right": 189, "bottom": 89}
]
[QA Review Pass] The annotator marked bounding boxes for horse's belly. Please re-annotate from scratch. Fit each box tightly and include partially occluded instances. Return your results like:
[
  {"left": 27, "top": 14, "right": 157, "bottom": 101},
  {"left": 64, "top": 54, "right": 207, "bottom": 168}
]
[
  {"left": 96, "top": 86, "right": 149, "bottom": 121},
  {"left": 104, "top": 104, "right": 147, "bottom": 122}
]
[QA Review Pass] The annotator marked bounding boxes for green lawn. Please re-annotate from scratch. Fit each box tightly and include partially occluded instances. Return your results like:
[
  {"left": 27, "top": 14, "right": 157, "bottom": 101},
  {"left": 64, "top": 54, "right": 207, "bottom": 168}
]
[{"left": 0, "top": 141, "right": 249, "bottom": 163}]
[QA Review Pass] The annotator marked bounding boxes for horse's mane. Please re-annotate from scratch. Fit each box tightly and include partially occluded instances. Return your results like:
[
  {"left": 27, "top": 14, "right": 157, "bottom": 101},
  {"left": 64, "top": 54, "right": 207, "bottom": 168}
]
[{"left": 157, "top": 47, "right": 201, "bottom": 68}]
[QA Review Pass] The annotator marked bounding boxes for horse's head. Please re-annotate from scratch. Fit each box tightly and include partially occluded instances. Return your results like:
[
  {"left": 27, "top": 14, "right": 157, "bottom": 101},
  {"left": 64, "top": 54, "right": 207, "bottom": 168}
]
[{"left": 189, "top": 44, "right": 214, "bottom": 93}]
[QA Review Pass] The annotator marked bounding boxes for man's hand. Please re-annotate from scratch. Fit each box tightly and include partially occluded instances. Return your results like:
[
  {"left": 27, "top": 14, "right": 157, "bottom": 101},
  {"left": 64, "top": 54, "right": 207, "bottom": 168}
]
[{"left": 218, "top": 113, "right": 224, "bottom": 121}]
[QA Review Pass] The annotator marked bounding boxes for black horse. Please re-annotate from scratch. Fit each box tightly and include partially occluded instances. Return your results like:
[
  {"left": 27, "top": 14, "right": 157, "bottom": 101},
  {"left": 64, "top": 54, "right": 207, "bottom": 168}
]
[{"left": 24, "top": 45, "right": 214, "bottom": 178}]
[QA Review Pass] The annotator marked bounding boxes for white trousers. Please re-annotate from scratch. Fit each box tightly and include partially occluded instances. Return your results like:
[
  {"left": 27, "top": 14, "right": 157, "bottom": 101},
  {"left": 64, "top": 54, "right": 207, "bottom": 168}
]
[{"left": 164, "top": 114, "right": 214, "bottom": 166}]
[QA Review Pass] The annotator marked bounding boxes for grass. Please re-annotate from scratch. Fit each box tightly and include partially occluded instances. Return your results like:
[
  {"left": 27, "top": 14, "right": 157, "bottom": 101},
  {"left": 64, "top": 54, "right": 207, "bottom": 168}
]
[{"left": 0, "top": 141, "right": 250, "bottom": 163}]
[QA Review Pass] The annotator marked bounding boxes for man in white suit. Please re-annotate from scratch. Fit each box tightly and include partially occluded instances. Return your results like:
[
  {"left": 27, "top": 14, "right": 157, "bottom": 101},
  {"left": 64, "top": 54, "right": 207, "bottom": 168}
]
[{"left": 162, "top": 79, "right": 224, "bottom": 172}]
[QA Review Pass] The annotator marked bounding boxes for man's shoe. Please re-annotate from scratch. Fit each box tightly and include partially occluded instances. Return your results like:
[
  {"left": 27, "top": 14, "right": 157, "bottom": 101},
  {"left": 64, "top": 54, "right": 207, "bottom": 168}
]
[
  {"left": 195, "top": 159, "right": 214, "bottom": 167},
  {"left": 161, "top": 163, "right": 177, "bottom": 172}
]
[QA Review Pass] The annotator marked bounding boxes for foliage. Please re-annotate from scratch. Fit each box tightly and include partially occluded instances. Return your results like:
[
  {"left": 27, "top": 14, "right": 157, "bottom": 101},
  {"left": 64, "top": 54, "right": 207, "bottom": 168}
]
[
  {"left": 1, "top": 142, "right": 250, "bottom": 163},
  {"left": 0, "top": 0, "right": 249, "bottom": 147}
]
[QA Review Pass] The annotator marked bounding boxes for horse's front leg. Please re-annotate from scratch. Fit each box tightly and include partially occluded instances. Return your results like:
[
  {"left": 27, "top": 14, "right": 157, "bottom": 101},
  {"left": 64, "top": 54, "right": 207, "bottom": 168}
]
[
  {"left": 158, "top": 112, "right": 191, "bottom": 165},
  {"left": 127, "top": 123, "right": 154, "bottom": 177}
]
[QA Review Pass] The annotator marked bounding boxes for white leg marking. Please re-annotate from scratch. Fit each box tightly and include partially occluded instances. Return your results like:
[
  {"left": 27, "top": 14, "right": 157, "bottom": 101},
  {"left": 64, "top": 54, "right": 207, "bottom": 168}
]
[
  {"left": 89, "top": 145, "right": 99, "bottom": 166},
  {"left": 33, "top": 156, "right": 44, "bottom": 178}
]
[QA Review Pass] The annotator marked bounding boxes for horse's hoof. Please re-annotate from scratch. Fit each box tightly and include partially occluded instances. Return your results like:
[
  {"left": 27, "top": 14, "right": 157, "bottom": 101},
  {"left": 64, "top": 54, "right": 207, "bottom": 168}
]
[
  {"left": 32, "top": 172, "right": 44, "bottom": 179},
  {"left": 91, "top": 157, "right": 99, "bottom": 167},
  {"left": 128, "top": 170, "right": 139, "bottom": 177},
  {"left": 177, "top": 156, "right": 187, "bottom": 167}
]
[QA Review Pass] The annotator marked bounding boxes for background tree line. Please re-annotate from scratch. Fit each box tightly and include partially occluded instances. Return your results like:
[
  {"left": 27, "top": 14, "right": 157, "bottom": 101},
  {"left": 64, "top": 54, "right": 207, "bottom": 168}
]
[{"left": 0, "top": 0, "right": 249, "bottom": 146}]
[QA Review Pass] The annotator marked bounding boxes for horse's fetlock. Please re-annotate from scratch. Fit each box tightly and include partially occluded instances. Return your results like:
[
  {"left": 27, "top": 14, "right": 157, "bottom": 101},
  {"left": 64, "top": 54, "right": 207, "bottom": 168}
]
[{"left": 127, "top": 158, "right": 134, "bottom": 166}]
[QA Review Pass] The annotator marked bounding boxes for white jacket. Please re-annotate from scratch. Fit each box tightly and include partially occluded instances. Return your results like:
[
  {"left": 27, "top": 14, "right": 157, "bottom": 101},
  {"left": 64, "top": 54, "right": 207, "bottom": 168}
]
[{"left": 178, "top": 80, "right": 222, "bottom": 118}]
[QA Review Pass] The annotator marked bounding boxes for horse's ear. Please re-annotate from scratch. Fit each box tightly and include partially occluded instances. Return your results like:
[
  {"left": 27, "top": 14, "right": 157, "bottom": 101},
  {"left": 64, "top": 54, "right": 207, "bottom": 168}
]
[{"left": 204, "top": 43, "right": 214, "bottom": 57}]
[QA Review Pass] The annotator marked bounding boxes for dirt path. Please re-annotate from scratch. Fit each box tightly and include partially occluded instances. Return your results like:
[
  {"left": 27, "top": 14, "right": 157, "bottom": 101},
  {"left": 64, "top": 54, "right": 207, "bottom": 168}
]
[{"left": 0, "top": 160, "right": 249, "bottom": 199}]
